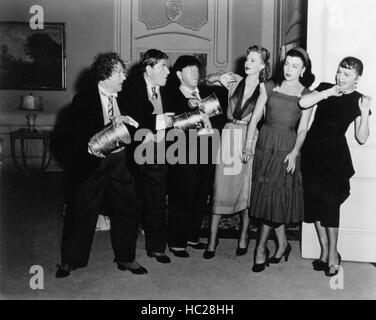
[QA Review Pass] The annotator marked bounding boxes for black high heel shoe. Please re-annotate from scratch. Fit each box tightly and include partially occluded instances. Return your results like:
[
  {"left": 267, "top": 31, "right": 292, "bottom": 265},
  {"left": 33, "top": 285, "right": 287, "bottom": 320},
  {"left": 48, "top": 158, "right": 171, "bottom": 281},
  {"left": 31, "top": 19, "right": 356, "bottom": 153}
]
[
  {"left": 203, "top": 239, "right": 219, "bottom": 259},
  {"left": 325, "top": 253, "right": 341, "bottom": 277},
  {"left": 235, "top": 238, "right": 250, "bottom": 256},
  {"left": 312, "top": 259, "right": 329, "bottom": 272},
  {"left": 252, "top": 247, "right": 270, "bottom": 273},
  {"left": 268, "top": 243, "right": 291, "bottom": 264}
]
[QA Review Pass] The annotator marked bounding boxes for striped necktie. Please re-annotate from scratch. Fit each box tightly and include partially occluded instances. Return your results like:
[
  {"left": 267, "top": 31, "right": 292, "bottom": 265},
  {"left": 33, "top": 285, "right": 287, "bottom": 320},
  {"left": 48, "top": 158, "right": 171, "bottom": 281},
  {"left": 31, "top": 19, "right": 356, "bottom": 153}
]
[
  {"left": 191, "top": 90, "right": 199, "bottom": 100},
  {"left": 108, "top": 95, "right": 114, "bottom": 119},
  {"left": 151, "top": 87, "right": 158, "bottom": 100}
]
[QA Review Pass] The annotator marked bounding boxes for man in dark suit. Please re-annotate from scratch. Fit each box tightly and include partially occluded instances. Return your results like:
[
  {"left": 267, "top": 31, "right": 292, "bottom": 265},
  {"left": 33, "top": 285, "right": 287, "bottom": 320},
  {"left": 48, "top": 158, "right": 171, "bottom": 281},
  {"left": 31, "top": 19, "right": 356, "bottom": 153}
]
[
  {"left": 56, "top": 52, "right": 147, "bottom": 277},
  {"left": 122, "top": 49, "right": 173, "bottom": 264},
  {"left": 165, "top": 55, "right": 220, "bottom": 257}
]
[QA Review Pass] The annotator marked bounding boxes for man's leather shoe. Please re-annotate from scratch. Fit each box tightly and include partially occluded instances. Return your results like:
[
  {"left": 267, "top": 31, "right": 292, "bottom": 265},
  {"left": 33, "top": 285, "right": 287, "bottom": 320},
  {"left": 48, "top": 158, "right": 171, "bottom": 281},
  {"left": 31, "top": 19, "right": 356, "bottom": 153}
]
[
  {"left": 147, "top": 252, "right": 171, "bottom": 263},
  {"left": 187, "top": 242, "right": 207, "bottom": 250},
  {"left": 169, "top": 248, "right": 189, "bottom": 258},
  {"left": 117, "top": 262, "right": 148, "bottom": 274},
  {"left": 55, "top": 264, "right": 75, "bottom": 278}
]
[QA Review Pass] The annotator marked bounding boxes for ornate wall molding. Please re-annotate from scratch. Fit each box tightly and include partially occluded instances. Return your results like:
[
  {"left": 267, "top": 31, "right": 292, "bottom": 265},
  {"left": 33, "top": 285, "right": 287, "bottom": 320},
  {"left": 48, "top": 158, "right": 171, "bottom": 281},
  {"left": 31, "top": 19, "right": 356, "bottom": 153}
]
[
  {"left": 138, "top": 0, "right": 208, "bottom": 31},
  {"left": 114, "top": 0, "right": 132, "bottom": 63},
  {"left": 134, "top": 31, "right": 210, "bottom": 41},
  {"left": 115, "top": 0, "right": 232, "bottom": 74},
  {"left": 214, "top": 0, "right": 230, "bottom": 67}
]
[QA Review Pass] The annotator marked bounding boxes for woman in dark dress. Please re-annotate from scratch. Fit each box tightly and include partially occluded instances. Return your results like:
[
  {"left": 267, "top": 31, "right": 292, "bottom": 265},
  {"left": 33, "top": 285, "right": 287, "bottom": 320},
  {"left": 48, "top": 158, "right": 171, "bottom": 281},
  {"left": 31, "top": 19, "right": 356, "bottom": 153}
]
[
  {"left": 243, "top": 48, "right": 314, "bottom": 272},
  {"left": 299, "top": 57, "right": 372, "bottom": 276},
  {"left": 244, "top": 47, "right": 315, "bottom": 272}
]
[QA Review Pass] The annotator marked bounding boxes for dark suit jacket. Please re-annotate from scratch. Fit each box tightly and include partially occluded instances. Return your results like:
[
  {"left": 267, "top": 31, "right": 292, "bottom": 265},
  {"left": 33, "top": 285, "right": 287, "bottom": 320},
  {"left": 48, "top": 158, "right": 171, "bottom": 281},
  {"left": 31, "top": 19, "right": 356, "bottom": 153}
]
[
  {"left": 164, "top": 84, "right": 225, "bottom": 165},
  {"left": 64, "top": 84, "right": 131, "bottom": 188},
  {"left": 121, "top": 72, "right": 168, "bottom": 133}
]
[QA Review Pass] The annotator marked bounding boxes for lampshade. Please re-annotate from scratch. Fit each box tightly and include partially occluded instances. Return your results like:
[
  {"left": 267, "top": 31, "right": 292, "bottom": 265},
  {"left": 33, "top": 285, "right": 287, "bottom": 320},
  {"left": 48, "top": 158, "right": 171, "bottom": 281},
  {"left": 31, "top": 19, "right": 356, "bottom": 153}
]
[{"left": 19, "top": 94, "right": 44, "bottom": 111}]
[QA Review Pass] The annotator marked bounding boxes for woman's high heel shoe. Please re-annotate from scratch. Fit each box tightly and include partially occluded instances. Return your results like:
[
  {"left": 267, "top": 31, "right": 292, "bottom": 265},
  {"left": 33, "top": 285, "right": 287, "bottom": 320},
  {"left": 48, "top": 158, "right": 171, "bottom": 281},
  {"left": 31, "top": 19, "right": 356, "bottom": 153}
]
[
  {"left": 268, "top": 243, "right": 291, "bottom": 264},
  {"left": 325, "top": 253, "right": 342, "bottom": 277},
  {"left": 312, "top": 259, "right": 329, "bottom": 272},
  {"left": 252, "top": 247, "right": 270, "bottom": 273},
  {"left": 203, "top": 239, "right": 219, "bottom": 259},
  {"left": 236, "top": 238, "right": 250, "bottom": 256}
]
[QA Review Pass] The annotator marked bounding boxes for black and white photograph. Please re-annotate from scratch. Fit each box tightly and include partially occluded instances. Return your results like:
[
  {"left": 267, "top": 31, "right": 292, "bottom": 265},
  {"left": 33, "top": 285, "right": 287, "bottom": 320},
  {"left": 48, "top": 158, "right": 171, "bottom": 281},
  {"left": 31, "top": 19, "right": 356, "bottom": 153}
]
[{"left": 0, "top": 0, "right": 375, "bottom": 307}]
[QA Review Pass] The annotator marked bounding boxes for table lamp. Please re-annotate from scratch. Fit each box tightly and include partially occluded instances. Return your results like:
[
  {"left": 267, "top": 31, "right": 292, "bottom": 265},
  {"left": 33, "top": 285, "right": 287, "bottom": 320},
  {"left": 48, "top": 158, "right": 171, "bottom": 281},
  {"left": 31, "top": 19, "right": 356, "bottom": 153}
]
[{"left": 19, "top": 94, "right": 44, "bottom": 131}]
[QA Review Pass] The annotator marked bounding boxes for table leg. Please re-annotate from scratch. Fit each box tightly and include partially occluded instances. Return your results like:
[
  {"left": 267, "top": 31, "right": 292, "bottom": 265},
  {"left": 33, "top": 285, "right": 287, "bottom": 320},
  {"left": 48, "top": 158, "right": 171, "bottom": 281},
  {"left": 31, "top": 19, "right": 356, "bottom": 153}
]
[
  {"left": 20, "top": 137, "right": 30, "bottom": 172},
  {"left": 40, "top": 137, "right": 52, "bottom": 171},
  {"left": 10, "top": 136, "right": 24, "bottom": 172}
]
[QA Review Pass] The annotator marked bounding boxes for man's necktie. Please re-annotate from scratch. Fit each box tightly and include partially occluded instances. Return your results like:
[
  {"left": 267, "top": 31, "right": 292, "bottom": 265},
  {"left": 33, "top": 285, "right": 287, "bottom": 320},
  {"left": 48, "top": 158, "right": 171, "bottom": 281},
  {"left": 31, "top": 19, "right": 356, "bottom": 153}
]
[
  {"left": 191, "top": 90, "right": 199, "bottom": 100},
  {"left": 151, "top": 86, "right": 158, "bottom": 100},
  {"left": 108, "top": 95, "right": 114, "bottom": 119}
]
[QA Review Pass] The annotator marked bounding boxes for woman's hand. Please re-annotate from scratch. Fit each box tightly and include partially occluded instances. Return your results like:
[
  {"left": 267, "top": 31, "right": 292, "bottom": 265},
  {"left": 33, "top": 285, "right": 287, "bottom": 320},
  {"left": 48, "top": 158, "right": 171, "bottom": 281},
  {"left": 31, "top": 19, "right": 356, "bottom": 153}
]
[
  {"left": 219, "top": 72, "right": 240, "bottom": 88},
  {"left": 326, "top": 85, "right": 342, "bottom": 98},
  {"left": 241, "top": 141, "right": 254, "bottom": 163},
  {"left": 283, "top": 151, "right": 298, "bottom": 174},
  {"left": 359, "top": 95, "right": 372, "bottom": 114}
]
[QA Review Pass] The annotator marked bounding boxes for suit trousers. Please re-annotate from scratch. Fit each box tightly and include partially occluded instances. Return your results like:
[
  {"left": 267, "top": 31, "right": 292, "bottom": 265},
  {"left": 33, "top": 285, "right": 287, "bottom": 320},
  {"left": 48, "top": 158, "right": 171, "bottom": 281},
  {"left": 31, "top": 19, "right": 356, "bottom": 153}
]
[
  {"left": 141, "top": 163, "right": 168, "bottom": 253},
  {"left": 60, "top": 151, "right": 140, "bottom": 267},
  {"left": 168, "top": 164, "right": 212, "bottom": 248}
]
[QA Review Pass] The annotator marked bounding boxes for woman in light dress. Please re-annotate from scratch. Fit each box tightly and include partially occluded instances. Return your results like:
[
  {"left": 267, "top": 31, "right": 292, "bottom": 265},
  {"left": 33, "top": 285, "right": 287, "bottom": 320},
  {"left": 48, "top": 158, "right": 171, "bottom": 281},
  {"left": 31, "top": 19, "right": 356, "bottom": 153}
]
[{"left": 203, "top": 45, "right": 271, "bottom": 259}]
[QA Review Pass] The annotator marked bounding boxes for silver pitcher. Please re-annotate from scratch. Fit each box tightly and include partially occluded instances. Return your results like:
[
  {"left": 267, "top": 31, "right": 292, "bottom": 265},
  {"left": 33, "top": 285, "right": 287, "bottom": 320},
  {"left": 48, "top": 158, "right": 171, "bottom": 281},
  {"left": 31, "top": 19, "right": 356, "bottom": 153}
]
[
  {"left": 88, "top": 122, "right": 131, "bottom": 157},
  {"left": 172, "top": 93, "right": 222, "bottom": 133}
]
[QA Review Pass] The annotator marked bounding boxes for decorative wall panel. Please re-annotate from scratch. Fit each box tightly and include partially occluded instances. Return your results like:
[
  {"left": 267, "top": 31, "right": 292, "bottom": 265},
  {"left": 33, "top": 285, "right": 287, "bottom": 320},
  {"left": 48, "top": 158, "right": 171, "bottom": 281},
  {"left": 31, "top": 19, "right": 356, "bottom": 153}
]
[
  {"left": 115, "top": 0, "right": 232, "bottom": 75},
  {"left": 139, "top": 0, "right": 208, "bottom": 31}
]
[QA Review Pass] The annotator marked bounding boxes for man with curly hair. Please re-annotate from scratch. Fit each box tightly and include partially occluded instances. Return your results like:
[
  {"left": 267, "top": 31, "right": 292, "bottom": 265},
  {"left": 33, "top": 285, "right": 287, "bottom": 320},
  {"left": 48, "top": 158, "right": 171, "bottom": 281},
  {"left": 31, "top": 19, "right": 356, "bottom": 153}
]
[{"left": 56, "top": 52, "right": 147, "bottom": 277}]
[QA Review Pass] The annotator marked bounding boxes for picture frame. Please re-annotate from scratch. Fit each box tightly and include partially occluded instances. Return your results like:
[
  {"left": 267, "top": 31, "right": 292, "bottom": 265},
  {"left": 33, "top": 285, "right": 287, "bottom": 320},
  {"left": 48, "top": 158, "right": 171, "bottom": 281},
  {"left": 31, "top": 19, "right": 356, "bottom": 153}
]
[{"left": 0, "top": 21, "right": 66, "bottom": 90}]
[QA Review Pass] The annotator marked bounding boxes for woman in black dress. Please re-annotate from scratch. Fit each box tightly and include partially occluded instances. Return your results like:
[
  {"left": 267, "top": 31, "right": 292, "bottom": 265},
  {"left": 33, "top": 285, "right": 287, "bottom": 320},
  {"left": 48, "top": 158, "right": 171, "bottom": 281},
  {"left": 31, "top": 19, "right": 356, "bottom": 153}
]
[{"left": 299, "top": 56, "right": 372, "bottom": 276}]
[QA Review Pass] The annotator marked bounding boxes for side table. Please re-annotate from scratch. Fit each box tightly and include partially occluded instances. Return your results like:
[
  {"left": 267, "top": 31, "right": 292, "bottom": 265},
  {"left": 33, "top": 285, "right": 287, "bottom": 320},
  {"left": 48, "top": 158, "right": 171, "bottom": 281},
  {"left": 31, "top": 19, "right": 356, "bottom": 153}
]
[{"left": 10, "top": 129, "right": 52, "bottom": 173}]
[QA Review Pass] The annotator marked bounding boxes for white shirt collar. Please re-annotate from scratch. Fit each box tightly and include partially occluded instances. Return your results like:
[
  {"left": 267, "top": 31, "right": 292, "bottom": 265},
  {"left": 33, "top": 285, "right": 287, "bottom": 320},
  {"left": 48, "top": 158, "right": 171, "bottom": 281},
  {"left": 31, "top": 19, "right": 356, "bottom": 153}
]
[
  {"left": 98, "top": 84, "right": 118, "bottom": 98},
  {"left": 179, "top": 84, "right": 199, "bottom": 99},
  {"left": 144, "top": 75, "right": 160, "bottom": 92}
]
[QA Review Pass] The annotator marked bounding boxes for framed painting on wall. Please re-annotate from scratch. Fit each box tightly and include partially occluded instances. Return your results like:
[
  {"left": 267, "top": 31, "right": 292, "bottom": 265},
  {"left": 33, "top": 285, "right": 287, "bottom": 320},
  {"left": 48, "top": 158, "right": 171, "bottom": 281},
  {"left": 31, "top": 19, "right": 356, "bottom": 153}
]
[{"left": 0, "top": 21, "right": 66, "bottom": 90}]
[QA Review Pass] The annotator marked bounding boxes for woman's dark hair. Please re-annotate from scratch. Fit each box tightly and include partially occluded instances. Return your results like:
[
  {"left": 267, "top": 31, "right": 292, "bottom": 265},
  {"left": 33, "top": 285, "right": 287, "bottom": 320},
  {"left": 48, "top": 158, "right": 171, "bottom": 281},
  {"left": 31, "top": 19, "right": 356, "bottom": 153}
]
[
  {"left": 339, "top": 56, "right": 363, "bottom": 76},
  {"left": 246, "top": 45, "right": 270, "bottom": 82},
  {"left": 140, "top": 49, "right": 168, "bottom": 71},
  {"left": 274, "top": 47, "right": 315, "bottom": 88},
  {"left": 91, "top": 52, "right": 126, "bottom": 82}
]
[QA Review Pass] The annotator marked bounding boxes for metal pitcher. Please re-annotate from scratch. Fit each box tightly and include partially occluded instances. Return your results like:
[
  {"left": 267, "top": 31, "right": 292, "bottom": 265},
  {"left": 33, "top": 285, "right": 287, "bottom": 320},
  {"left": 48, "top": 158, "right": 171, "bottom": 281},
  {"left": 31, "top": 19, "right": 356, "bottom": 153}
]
[{"left": 88, "top": 122, "right": 131, "bottom": 157}]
